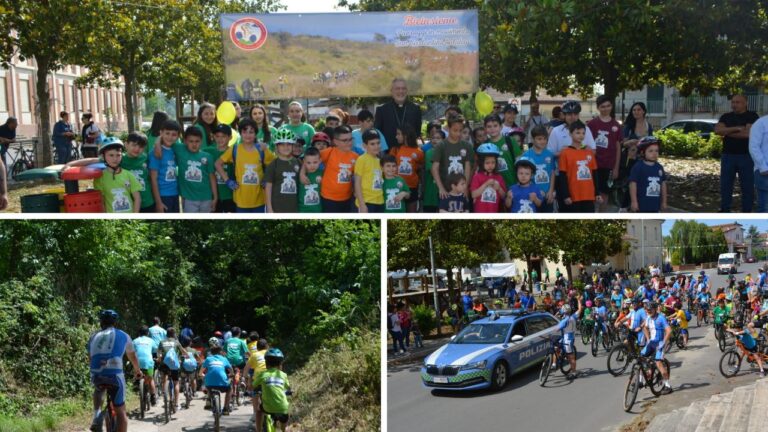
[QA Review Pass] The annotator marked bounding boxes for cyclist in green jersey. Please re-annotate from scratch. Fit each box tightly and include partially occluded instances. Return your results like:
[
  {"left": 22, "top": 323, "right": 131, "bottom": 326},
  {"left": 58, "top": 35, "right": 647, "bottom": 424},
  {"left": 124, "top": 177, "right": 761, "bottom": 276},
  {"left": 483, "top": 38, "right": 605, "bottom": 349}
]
[
  {"left": 224, "top": 327, "right": 250, "bottom": 394},
  {"left": 253, "top": 348, "right": 291, "bottom": 432}
]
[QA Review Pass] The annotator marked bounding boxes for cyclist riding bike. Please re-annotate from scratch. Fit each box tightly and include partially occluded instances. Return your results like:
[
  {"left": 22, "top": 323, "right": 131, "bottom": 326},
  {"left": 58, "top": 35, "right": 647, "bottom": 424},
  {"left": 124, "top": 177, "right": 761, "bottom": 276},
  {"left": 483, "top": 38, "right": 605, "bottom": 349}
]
[
  {"left": 244, "top": 337, "right": 269, "bottom": 423},
  {"left": 666, "top": 302, "right": 689, "bottom": 348},
  {"left": 640, "top": 302, "right": 673, "bottom": 392},
  {"left": 201, "top": 337, "right": 234, "bottom": 415},
  {"left": 180, "top": 337, "right": 201, "bottom": 395},
  {"left": 713, "top": 298, "right": 729, "bottom": 328},
  {"left": 594, "top": 297, "right": 609, "bottom": 337},
  {"left": 224, "top": 327, "right": 250, "bottom": 398},
  {"left": 554, "top": 304, "right": 581, "bottom": 379},
  {"left": 253, "top": 348, "right": 292, "bottom": 432},
  {"left": 727, "top": 322, "right": 766, "bottom": 377},
  {"left": 133, "top": 325, "right": 158, "bottom": 406},
  {"left": 697, "top": 290, "right": 712, "bottom": 320},
  {"left": 88, "top": 310, "right": 142, "bottom": 432},
  {"left": 156, "top": 327, "right": 186, "bottom": 411},
  {"left": 630, "top": 299, "right": 649, "bottom": 348},
  {"left": 614, "top": 299, "right": 632, "bottom": 330},
  {"left": 148, "top": 317, "right": 167, "bottom": 356}
]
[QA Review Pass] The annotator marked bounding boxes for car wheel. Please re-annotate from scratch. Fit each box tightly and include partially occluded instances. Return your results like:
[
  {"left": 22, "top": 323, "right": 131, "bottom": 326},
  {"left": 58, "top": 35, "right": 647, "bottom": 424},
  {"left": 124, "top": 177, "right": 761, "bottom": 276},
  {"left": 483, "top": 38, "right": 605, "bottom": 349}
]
[{"left": 490, "top": 361, "right": 508, "bottom": 390}]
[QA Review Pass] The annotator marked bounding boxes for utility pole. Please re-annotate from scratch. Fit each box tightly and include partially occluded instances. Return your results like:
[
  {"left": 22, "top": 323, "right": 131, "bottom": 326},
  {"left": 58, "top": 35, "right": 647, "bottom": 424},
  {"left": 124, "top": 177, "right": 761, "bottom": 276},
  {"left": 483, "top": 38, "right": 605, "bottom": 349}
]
[{"left": 429, "top": 236, "right": 441, "bottom": 336}]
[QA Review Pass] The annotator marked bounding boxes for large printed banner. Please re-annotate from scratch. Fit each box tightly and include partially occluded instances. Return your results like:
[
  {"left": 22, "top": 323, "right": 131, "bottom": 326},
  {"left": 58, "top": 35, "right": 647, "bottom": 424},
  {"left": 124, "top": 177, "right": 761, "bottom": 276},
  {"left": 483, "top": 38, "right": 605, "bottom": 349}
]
[{"left": 220, "top": 10, "right": 479, "bottom": 100}]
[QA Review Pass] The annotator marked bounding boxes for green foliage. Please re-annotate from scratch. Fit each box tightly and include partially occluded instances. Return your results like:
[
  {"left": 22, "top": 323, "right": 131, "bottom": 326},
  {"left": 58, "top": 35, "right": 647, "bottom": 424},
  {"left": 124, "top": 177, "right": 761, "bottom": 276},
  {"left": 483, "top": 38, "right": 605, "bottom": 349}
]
[
  {"left": 664, "top": 220, "right": 728, "bottom": 265},
  {"left": 0, "top": 399, "right": 87, "bottom": 432},
  {"left": 657, "top": 129, "right": 723, "bottom": 159},
  {"left": 411, "top": 304, "right": 438, "bottom": 336}
]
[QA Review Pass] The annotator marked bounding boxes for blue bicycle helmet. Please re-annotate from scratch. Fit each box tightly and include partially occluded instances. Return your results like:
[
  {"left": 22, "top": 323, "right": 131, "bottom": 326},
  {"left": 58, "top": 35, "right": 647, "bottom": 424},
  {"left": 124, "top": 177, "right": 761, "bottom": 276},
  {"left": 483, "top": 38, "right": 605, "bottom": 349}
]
[
  {"left": 561, "top": 100, "right": 582, "bottom": 114},
  {"left": 99, "top": 309, "right": 119, "bottom": 325},
  {"left": 98, "top": 136, "right": 124, "bottom": 155},
  {"left": 265, "top": 348, "right": 284, "bottom": 360},
  {"left": 514, "top": 158, "right": 536, "bottom": 172},
  {"left": 476, "top": 143, "right": 501, "bottom": 156}
]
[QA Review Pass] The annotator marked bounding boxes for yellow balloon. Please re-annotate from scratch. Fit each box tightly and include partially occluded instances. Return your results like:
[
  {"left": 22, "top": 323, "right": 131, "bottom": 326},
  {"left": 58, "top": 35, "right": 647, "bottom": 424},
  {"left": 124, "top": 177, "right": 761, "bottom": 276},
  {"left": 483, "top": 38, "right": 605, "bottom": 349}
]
[
  {"left": 475, "top": 91, "right": 494, "bottom": 116},
  {"left": 217, "top": 101, "right": 237, "bottom": 125}
]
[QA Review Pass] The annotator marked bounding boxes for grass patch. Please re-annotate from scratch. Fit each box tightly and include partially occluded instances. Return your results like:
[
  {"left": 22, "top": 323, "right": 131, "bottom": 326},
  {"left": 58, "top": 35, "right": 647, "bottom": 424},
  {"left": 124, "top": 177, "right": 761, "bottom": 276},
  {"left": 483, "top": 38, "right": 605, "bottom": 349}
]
[
  {"left": 289, "top": 330, "right": 380, "bottom": 432},
  {"left": 3, "top": 179, "right": 94, "bottom": 213},
  {"left": 0, "top": 398, "right": 89, "bottom": 432}
]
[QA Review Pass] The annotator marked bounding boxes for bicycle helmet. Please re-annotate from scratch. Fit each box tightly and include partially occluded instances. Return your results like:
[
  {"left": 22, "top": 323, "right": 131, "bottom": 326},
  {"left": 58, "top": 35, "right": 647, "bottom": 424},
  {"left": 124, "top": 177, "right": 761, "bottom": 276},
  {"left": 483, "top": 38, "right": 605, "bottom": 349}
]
[
  {"left": 561, "top": 100, "right": 582, "bottom": 114},
  {"left": 208, "top": 337, "right": 221, "bottom": 349},
  {"left": 99, "top": 309, "right": 119, "bottom": 322},
  {"left": 636, "top": 136, "right": 661, "bottom": 153},
  {"left": 265, "top": 348, "right": 284, "bottom": 360},
  {"left": 274, "top": 128, "right": 296, "bottom": 144},
  {"left": 213, "top": 330, "right": 223, "bottom": 337},
  {"left": 514, "top": 158, "right": 536, "bottom": 173},
  {"left": 311, "top": 131, "right": 331, "bottom": 144},
  {"left": 648, "top": 302, "right": 659, "bottom": 309},
  {"left": 476, "top": 143, "right": 501, "bottom": 156},
  {"left": 507, "top": 127, "right": 526, "bottom": 138},
  {"left": 585, "top": 300, "right": 593, "bottom": 307},
  {"left": 561, "top": 305, "right": 572, "bottom": 315},
  {"left": 98, "top": 136, "right": 124, "bottom": 155},
  {"left": 623, "top": 299, "right": 632, "bottom": 306},
  {"left": 726, "top": 294, "right": 733, "bottom": 301}
]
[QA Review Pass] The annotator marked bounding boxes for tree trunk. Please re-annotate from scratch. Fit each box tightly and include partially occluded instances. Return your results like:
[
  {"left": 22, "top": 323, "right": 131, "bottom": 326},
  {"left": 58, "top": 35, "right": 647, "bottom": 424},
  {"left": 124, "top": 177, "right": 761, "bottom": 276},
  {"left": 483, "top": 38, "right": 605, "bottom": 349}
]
[
  {"left": 602, "top": 64, "right": 620, "bottom": 118},
  {"left": 124, "top": 71, "right": 136, "bottom": 132},
  {"left": 35, "top": 58, "right": 53, "bottom": 167},
  {"left": 564, "top": 260, "right": 573, "bottom": 285}
]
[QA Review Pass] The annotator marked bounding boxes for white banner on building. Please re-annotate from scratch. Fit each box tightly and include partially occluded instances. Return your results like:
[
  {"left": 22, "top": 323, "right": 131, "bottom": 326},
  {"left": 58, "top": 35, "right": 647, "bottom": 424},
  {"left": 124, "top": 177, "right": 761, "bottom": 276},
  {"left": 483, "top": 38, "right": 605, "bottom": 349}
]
[{"left": 480, "top": 263, "right": 517, "bottom": 278}]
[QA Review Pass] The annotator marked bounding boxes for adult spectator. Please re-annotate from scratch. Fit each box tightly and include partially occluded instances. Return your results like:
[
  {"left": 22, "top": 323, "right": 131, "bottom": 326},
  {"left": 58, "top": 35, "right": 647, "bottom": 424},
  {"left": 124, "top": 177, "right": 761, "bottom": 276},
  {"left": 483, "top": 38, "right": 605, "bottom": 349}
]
[
  {"left": 500, "top": 103, "right": 519, "bottom": 136},
  {"left": 547, "top": 100, "right": 596, "bottom": 156},
  {"left": 619, "top": 102, "right": 653, "bottom": 210},
  {"left": 374, "top": 78, "right": 422, "bottom": 149},
  {"left": 525, "top": 100, "right": 549, "bottom": 144},
  {"left": 0, "top": 155, "right": 6, "bottom": 210},
  {"left": 80, "top": 113, "right": 101, "bottom": 158},
  {"left": 53, "top": 111, "right": 76, "bottom": 164},
  {"left": 0, "top": 117, "right": 18, "bottom": 169},
  {"left": 548, "top": 106, "right": 564, "bottom": 129},
  {"left": 716, "top": 94, "right": 759, "bottom": 212},
  {"left": 749, "top": 114, "right": 768, "bottom": 212}
]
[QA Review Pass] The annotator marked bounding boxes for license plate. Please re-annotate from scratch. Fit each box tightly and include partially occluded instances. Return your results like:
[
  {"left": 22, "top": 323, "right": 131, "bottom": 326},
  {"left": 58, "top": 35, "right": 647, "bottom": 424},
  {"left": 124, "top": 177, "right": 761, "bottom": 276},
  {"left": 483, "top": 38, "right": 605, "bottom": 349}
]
[{"left": 433, "top": 376, "right": 449, "bottom": 384}]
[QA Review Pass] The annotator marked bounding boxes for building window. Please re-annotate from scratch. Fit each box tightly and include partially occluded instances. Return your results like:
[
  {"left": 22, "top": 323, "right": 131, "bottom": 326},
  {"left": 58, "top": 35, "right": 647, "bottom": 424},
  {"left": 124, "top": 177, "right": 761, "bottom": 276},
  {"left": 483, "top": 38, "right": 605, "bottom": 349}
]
[
  {"left": 0, "top": 76, "right": 7, "bottom": 112},
  {"left": 19, "top": 78, "right": 31, "bottom": 113},
  {"left": 59, "top": 83, "right": 66, "bottom": 111}
]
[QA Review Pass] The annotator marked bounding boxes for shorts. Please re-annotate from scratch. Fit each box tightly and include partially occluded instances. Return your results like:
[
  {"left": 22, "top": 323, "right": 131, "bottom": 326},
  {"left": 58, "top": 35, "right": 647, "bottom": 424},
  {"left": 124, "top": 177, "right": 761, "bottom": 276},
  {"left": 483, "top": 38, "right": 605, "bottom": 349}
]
[
  {"left": 141, "top": 367, "right": 155, "bottom": 378},
  {"left": 207, "top": 385, "right": 230, "bottom": 393},
  {"left": 680, "top": 329, "right": 688, "bottom": 336},
  {"left": 260, "top": 404, "right": 289, "bottom": 424},
  {"left": 140, "top": 205, "right": 155, "bottom": 213},
  {"left": 160, "top": 195, "right": 180, "bottom": 213},
  {"left": 236, "top": 205, "right": 265, "bottom": 213},
  {"left": 405, "top": 187, "right": 420, "bottom": 204},
  {"left": 92, "top": 374, "right": 127, "bottom": 407},
  {"left": 182, "top": 198, "right": 213, "bottom": 213},
  {"left": 562, "top": 334, "right": 575, "bottom": 354},
  {"left": 215, "top": 199, "right": 236, "bottom": 213},
  {"left": 595, "top": 168, "right": 612, "bottom": 195},
  {"left": 641, "top": 340, "right": 665, "bottom": 361},
  {"left": 158, "top": 363, "right": 180, "bottom": 380},
  {"left": 745, "top": 344, "right": 757, "bottom": 353},
  {"left": 699, "top": 303, "right": 710, "bottom": 310}
]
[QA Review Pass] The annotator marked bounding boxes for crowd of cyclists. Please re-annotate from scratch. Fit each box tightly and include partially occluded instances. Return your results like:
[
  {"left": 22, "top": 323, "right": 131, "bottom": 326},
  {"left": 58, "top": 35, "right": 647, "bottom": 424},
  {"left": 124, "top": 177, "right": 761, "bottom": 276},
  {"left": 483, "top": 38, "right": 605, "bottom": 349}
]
[{"left": 86, "top": 312, "right": 292, "bottom": 432}]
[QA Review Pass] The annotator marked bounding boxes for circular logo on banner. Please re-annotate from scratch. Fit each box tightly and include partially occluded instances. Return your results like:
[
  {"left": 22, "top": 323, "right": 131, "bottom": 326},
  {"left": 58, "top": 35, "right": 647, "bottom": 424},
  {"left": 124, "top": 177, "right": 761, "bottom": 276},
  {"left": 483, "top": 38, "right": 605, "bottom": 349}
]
[{"left": 230, "top": 18, "right": 268, "bottom": 51}]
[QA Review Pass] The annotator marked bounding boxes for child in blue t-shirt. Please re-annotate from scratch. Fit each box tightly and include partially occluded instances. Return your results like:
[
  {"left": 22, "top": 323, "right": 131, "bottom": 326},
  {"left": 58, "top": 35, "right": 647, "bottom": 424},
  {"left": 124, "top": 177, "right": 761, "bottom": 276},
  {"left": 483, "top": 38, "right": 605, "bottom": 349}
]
[
  {"left": 520, "top": 125, "right": 556, "bottom": 212},
  {"left": 149, "top": 120, "right": 183, "bottom": 213},
  {"left": 629, "top": 137, "right": 667, "bottom": 213},
  {"left": 506, "top": 159, "right": 544, "bottom": 213}
]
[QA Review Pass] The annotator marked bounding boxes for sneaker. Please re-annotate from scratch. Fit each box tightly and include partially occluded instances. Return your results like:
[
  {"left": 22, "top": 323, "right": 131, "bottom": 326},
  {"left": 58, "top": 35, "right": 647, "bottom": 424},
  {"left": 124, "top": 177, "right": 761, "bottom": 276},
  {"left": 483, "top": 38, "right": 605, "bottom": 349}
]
[
  {"left": 664, "top": 383, "right": 674, "bottom": 393},
  {"left": 550, "top": 363, "right": 557, "bottom": 370},
  {"left": 760, "top": 371, "right": 765, "bottom": 378},
  {"left": 150, "top": 394, "right": 157, "bottom": 406},
  {"left": 223, "top": 408, "right": 231, "bottom": 416}
]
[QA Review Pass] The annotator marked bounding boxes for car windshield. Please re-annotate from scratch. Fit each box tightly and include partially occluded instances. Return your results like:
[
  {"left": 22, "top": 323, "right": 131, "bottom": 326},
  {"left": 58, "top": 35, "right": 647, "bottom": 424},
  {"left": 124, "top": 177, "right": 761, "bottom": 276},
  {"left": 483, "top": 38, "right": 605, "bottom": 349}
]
[
  {"left": 719, "top": 258, "right": 734, "bottom": 265},
  {"left": 452, "top": 323, "right": 511, "bottom": 344}
]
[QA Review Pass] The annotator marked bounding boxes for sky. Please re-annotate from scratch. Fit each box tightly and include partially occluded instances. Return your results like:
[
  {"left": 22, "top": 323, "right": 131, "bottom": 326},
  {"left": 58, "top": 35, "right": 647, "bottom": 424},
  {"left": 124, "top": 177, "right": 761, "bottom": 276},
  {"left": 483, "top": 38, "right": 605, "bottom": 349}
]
[
  {"left": 661, "top": 219, "right": 768, "bottom": 237},
  {"left": 280, "top": 0, "right": 346, "bottom": 13}
]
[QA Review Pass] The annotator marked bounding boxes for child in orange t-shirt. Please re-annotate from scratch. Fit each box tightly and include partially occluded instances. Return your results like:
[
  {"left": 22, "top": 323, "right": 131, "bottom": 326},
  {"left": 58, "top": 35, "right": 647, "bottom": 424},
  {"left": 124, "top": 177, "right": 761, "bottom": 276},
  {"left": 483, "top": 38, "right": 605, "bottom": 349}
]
[
  {"left": 556, "top": 120, "right": 602, "bottom": 213},
  {"left": 389, "top": 124, "right": 424, "bottom": 213},
  {"left": 301, "top": 125, "right": 358, "bottom": 213}
]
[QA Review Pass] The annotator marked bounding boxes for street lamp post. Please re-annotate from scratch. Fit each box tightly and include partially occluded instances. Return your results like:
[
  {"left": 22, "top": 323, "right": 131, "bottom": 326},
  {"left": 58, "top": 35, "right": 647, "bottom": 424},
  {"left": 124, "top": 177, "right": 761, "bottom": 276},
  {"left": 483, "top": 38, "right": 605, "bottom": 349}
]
[{"left": 429, "top": 236, "right": 440, "bottom": 334}]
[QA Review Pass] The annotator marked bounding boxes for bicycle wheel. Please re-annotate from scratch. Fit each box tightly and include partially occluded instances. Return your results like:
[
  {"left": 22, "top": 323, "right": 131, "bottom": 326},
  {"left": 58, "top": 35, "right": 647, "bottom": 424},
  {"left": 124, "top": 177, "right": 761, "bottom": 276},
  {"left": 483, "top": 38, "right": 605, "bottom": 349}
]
[
  {"left": 664, "top": 336, "right": 673, "bottom": 354},
  {"left": 676, "top": 332, "right": 686, "bottom": 349},
  {"left": 719, "top": 350, "right": 742, "bottom": 378},
  {"left": 170, "top": 380, "right": 176, "bottom": 414},
  {"left": 591, "top": 333, "right": 599, "bottom": 357},
  {"left": 11, "top": 160, "right": 28, "bottom": 181},
  {"left": 139, "top": 380, "right": 146, "bottom": 419},
  {"left": 696, "top": 312, "right": 701, "bottom": 327},
  {"left": 539, "top": 354, "right": 552, "bottom": 386},
  {"left": 649, "top": 362, "right": 667, "bottom": 397},
  {"left": 212, "top": 393, "right": 221, "bottom": 432},
  {"left": 163, "top": 379, "right": 170, "bottom": 423},
  {"left": 184, "top": 378, "right": 192, "bottom": 409},
  {"left": 718, "top": 334, "right": 728, "bottom": 352},
  {"left": 607, "top": 345, "right": 631, "bottom": 376},
  {"left": 604, "top": 329, "right": 613, "bottom": 350},
  {"left": 623, "top": 365, "right": 640, "bottom": 412}
]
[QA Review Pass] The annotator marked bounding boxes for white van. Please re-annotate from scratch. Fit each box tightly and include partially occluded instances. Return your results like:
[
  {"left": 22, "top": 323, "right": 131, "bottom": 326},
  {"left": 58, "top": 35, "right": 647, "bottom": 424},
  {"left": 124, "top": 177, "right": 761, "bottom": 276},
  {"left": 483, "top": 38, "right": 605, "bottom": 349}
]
[{"left": 717, "top": 253, "right": 739, "bottom": 275}]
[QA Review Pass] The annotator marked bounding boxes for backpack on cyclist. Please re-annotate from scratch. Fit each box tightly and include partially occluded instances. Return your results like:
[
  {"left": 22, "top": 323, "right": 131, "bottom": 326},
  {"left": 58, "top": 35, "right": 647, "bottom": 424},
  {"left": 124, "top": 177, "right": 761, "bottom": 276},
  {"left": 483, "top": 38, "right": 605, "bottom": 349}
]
[
  {"left": 684, "top": 309, "right": 692, "bottom": 321},
  {"left": 182, "top": 350, "right": 197, "bottom": 373},
  {"left": 163, "top": 345, "right": 181, "bottom": 370}
]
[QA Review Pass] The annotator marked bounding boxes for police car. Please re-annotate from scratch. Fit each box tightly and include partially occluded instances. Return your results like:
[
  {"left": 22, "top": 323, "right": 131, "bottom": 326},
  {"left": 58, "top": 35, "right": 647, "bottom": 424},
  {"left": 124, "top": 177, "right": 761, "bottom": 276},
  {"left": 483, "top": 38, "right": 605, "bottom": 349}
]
[{"left": 421, "top": 309, "right": 562, "bottom": 391}]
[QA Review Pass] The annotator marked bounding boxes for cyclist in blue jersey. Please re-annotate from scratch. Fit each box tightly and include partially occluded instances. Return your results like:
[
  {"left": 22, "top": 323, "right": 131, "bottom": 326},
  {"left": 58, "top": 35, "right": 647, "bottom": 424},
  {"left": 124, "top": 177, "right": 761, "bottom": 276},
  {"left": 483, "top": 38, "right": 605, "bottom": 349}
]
[
  {"left": 594, "top": 297, "right": 609, "bottom": 336},
  {"left": 556, "top": 303, "right": 582, "bottom": 379},
  {"left": 148, "top": 317, "right": 166, "bottom": 355},
  {"left": 630, "top": 299, "right": 649, "bottom": 348},
  {"left": 88, "top": 310, "right": 142, "bottom": 432},
  {"left": 157, "top": 327, "right": 185, "bottom": 411},
  {"left": 133, "top": 326, "right": 158, "bottom": 406},
  {"left": 611, "top": 286, "right": 623, "bottom": 308},
  {"left": 202, "top": 337, "right": 234, "bottom": 414},
  {"left": 641, "top": 302, "right": 672, "bottom": 392},
  {"left": 697, "top": 290, "right": 711, "bottom": 317}
]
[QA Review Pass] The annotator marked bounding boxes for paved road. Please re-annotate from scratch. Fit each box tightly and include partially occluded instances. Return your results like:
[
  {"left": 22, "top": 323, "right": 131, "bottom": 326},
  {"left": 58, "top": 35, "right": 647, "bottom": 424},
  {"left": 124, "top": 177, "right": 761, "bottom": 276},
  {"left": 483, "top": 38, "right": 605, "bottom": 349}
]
[
  {"left": 387, "top": 263, "right": 767, "bottom": 432},
  {"left": 125, "top": 391, "right": 255, "bottom": 432}
]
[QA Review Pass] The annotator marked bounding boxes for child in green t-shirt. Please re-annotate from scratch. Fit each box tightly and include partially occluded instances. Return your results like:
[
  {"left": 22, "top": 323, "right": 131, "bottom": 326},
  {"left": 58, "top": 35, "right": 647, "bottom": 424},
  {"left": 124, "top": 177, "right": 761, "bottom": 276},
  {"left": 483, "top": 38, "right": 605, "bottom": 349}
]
[
  {"left": 298, "top": 147, "right": 323, "bottom": 213},
  {"left": 484, "top": 114, "right": 522, "bottom": 188},
  {"left": 94, "top": 138, "right": 141, "bottom": 213},
  {"left": 206, "top": 124, "right": 236, "bottom": 213},
  {"left": 65, "top": 133, "right": 150, "bottom": 212},
  {"left": 253, "top": 348, "right": 291, "bottom": 432},
  {"left": 153, "top": 126, "right": 218, "bottom": 213},
  {"left": 381, "top": 155, "right": 410, "bottom": 213}
]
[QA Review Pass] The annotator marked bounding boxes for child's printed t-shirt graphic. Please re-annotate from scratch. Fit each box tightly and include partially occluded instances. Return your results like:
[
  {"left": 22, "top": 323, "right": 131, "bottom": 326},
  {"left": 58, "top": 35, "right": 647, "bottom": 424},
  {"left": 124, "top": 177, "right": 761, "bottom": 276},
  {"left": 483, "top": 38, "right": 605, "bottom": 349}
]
[
  {"left": 94, "top": 170, "right": 141, "bottom": 213},
  {"left": 520, "top": 149, "right": 557, "bottom": 196},
  {"left": 383, "top": 176, "right": 409, "bottom": 213},
  {"left": 148, "top": 146, "right": 178, "bottom": 197},
  {"left": 509, "top": 183, "right": 545, "bottom": 213},
  {"left": 298, "top": 170, "right": 322, "bottom": 212},
  {"left": 265, "top": 157, "right": 301, "bottom": 212},
  {"left": 320, "top": 147, "right": 357, "bottom": 201},
  {"left": 390, "top": 146, "right": 424, "bottom": 189},
  {"left": 353, "top": 153, "right": 384, "bottom": 205},
  {"left": 470, "top": 171, "right": 506, "bottom": 213},
  {"left": 629, "top": 161, "right": 666, "bottom": 212},
  {"left": 559, "top": 146, "right": 597, "bottom": 202},
  {"left": 173, "top": 144, "right": 215, "bottom": 201},
  {"left": 433, "top": 141, "right": 474, "bottom": 187},
  {"left": 218, "top": 144, "right": 275, "bottom": 208}
]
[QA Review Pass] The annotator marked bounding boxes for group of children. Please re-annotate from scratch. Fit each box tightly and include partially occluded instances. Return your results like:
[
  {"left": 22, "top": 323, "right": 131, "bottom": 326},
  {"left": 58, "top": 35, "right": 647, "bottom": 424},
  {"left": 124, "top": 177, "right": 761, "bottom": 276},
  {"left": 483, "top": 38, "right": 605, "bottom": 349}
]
[{"left": 71, "top": 97, "right": 667, "bottom": 213}]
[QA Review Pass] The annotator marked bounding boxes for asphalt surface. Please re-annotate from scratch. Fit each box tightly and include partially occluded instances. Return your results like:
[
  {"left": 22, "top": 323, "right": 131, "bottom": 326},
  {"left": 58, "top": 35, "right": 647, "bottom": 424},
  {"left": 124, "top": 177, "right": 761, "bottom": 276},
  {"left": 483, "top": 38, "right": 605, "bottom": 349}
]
[{"left": 387, "top": 263, "right": 767, "bottom": 432}]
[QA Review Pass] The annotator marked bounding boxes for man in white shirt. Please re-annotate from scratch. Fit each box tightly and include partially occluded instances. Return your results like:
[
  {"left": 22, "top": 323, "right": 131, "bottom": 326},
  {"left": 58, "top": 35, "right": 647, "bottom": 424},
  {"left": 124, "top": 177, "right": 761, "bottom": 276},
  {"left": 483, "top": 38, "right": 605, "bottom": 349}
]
[{"left": 547, "top": 100, "right": 596, "bottom": 156}]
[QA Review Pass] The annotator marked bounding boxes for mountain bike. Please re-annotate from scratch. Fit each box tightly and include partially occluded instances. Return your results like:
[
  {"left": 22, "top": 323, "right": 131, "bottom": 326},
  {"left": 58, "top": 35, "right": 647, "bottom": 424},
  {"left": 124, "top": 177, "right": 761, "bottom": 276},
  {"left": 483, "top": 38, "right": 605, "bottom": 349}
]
[
  {"left": 180, "top": 371, "right": 194, "bottom": 409},
  {"left": 608, "top": 331, "right": 641, "bottom": 376},
  {"left": 258, "top": 389, "right": 293, "bottom": 432},
  {"left": 581, "top": 319, "right": 594, "bottom": 345},
  {"left": 663, "top": 320, "right": 687, "bottom": 353},
  {"left": 209, "top": 388, "right": 223, "bottom": 432},
  {"left": 591, "top": 319, "right": 611, "bottom": 357},
  {"left": 92, "top": 383, "right": 118, "bottom": 432},
  {"left": 138, "top": 374, "right": 150, "bottom": 419},
  {"left": 162, "top": 372, "right": 177, "bottom": 423},
  {"left": 623, "top": 352, "right": 672, "bottom": 412},
  {"left": 9, "top": 141, "right": 35, "bottom": 180},
  {"left": 539, "top": 335, "right": 574, "bottom": 386},
  {"left": 719, "top": 338, "right": 768, "bottom": 378}
]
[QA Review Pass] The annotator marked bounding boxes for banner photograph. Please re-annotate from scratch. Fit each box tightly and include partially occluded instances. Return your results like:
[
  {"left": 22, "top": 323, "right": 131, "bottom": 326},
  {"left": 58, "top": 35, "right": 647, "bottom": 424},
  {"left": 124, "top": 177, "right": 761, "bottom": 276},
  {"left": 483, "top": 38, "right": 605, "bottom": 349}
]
[{"left": 220, "top": 10, "right": 479, "bottom": 100}]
